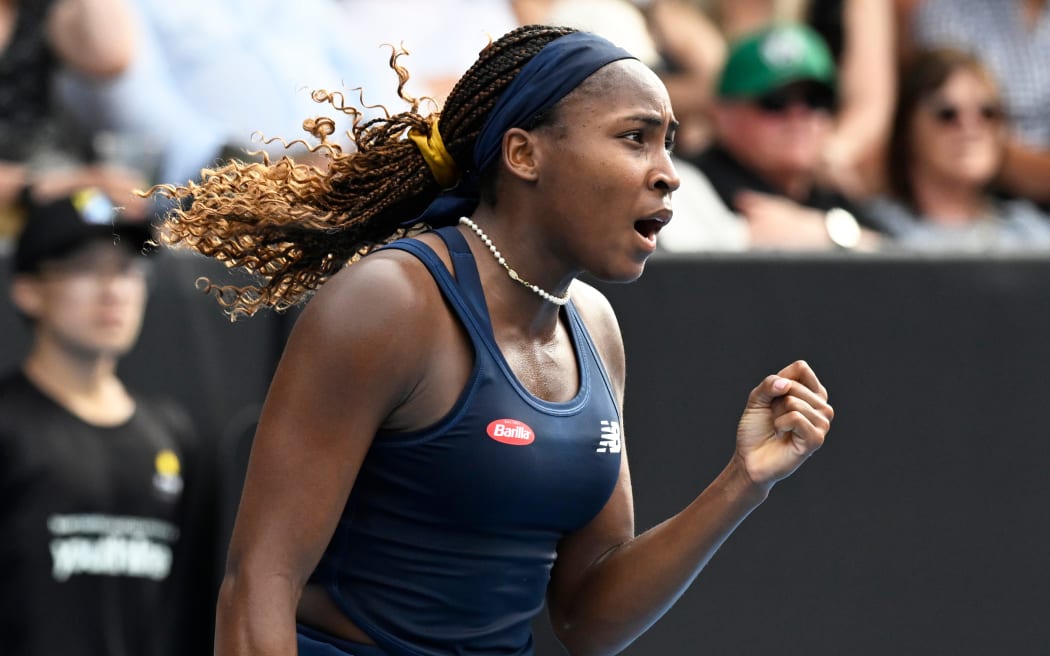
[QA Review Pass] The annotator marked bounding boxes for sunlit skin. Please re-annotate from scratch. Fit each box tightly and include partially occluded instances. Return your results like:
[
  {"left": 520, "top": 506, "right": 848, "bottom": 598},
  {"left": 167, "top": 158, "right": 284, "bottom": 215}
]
[
  {"left": 469, "top": 59, "right": 681, "bottom": 294},
  {"left": 714, "top": 85, "right": 834, "bottom": 200},
  {"left": 908, "top": 68, "right": 1006, "bottom": 204}
]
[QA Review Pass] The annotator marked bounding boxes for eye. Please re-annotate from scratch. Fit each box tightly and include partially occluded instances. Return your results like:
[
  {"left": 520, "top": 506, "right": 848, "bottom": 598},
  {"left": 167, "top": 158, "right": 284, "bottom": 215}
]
[
  {"left": 622, "top": 131, "right": 644, "bottom": 143},
  {"left": 665, "top": 127, "right": 678, "bottom": 152}
]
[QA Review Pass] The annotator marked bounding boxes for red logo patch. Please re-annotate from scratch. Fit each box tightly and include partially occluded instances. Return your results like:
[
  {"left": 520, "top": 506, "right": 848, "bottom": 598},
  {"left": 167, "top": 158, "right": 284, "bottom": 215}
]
[{"left": 486, "top": 419, "right": 536, "bottom": 446}]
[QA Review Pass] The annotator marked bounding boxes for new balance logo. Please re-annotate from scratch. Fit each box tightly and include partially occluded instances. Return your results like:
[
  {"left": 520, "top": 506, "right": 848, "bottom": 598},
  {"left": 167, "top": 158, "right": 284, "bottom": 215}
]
[{"left": 596, "top": 420, "right": 621, "bottom": 454}]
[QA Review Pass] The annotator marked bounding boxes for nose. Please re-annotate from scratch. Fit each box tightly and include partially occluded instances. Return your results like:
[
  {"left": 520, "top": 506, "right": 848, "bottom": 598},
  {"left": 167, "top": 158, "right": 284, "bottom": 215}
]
[
  {"left": 958, "top": 110, "right": 996, "bottom": 136},
  {"left": 651, "top": 150, "right": 681, "bottom": 194},
  {"left": 785, "top": 102, "right": 814, "bottom": 119}
]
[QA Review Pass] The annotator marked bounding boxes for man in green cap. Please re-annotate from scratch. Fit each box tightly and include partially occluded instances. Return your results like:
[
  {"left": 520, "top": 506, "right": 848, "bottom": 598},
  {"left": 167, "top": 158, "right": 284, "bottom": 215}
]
[{"left": 686, "top": 22, "right": 880, "bottom": 250}]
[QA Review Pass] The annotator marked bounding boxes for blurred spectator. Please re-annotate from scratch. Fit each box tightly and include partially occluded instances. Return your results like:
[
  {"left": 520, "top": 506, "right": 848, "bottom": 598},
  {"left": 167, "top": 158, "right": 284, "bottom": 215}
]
[
  {"left": 912, "top": 0, "right": 1050, "bottom": 206},
  {"left": 1, "top": 0, "right": 149, "bottom": 242},
  {"left": 0, "top": 188, "right": 215, "bottom": 655},
  {"left": 704, "top": 0, "right": 896, "bottom": 198},
  {"left": 336, "top": 0, "right": 521, "bottom": 107},
  {"left": 863, "top": 48, "right": 1050, "bottom": 252},
  {"left": 701, "top": 0, "right": 807, "bottom": 38},
  {"left": 55, "top": 0, "right": 394, "bottom": 187},
  {"left": 687, "top": 23, "right": 881, "bottom": 250}
]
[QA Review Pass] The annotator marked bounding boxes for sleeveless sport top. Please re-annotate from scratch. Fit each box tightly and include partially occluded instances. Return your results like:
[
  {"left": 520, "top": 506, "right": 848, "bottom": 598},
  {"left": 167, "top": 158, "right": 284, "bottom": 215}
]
[{"left": 310, "top": 227, "right": 623, "bottom": 655}]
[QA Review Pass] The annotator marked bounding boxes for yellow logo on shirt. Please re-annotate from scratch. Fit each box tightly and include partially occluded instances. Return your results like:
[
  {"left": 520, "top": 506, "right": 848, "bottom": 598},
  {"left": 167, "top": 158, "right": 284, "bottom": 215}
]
[
  {"left": 153, "top": 449, "right": 183, "bottom": 498},
  {"left": 155, "top": 449, "right": 180, "bottom": 476}
]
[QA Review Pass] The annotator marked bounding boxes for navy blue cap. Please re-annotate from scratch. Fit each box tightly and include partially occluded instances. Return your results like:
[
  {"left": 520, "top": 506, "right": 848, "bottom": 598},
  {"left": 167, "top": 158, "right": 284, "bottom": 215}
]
[{"left": 14, "top": 188, "right": 153, "bottom": 274}]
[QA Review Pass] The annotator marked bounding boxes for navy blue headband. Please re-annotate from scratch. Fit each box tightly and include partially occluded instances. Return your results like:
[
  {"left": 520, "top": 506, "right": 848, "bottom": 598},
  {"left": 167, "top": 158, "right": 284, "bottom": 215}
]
[{"left": 412, "top": 31, "right": 637, "bottom": 225}]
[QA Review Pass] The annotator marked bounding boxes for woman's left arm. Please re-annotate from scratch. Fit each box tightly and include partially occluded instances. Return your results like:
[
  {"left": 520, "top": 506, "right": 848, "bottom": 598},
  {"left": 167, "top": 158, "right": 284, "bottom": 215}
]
[
  {"left": 547, "top": 287, "right": 832, "bottom": 655},
  {"left": 818, "top": 0, "right": 897, "bottom": 198}
]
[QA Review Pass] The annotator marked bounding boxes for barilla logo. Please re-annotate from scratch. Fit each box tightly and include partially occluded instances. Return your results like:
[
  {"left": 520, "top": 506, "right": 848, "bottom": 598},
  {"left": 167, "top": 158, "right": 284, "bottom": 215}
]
[{"left": 486, "top": 419, "right": 536, "bottom": 446}]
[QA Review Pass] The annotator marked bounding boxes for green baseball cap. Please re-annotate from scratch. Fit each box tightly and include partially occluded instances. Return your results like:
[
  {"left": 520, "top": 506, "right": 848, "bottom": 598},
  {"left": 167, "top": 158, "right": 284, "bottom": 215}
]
[{"left": 717, "top": 23, "right": 836, "bottom": 99}]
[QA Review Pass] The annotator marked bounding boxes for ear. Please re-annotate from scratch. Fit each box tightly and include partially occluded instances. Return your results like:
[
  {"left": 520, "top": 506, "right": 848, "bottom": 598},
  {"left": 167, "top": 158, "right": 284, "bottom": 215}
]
[
  {"left": 10, "top": 275, "right": 43, "bottom": 319},
  {"left": 500, "top": 127, "right": 541, "bottom": 183}
]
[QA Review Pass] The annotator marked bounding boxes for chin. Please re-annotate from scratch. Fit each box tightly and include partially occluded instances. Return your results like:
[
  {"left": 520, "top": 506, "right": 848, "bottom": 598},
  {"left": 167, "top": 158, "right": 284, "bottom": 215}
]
[
  {"left": 949, "top": 169, "right": 994, "bottom": 188},
  {"left": 85, "top": 337, "right": 138, "bottom": 357},
  {"left": 590, "top": 259, "right": 649, "bottom": 285}
]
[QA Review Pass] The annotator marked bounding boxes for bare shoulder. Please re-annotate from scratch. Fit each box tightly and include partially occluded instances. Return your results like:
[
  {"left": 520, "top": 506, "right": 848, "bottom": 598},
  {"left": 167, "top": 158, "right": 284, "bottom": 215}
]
[
  {"left": 569, "top": 280, "right": 626, "bottom": 387},
  {"left": 303, "top": 248, "right": 442, "bottom": 327},
  {"left": 284, "top": 247, "right": 447, "bottom": 384}
]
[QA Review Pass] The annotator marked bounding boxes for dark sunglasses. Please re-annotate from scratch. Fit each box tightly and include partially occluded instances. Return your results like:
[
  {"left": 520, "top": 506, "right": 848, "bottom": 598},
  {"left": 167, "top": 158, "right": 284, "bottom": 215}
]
[
  {"left": 756, "top": 87, "right": 836, "bottom": 114},
  {"left": 930, "top": 102, "right": 1004, "bottom": 126}
]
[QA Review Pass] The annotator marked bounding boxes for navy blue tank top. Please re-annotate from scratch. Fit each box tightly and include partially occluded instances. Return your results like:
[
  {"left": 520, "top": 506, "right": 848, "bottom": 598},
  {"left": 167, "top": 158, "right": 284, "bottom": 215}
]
[{"left": 310, "top": 227, "right": 623, "bottom": 655}]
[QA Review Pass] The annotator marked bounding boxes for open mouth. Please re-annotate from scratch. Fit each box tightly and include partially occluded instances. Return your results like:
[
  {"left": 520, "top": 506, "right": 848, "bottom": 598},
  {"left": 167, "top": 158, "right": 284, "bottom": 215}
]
[{"left": 634, "top": 218, "right": 666, "bottom": 242}]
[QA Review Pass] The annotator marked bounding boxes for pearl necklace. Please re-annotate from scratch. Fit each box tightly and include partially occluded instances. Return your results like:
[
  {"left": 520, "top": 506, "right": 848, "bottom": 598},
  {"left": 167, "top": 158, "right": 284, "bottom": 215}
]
[{"left": 458, "top": 216, "right": 570, "bottom": 306}]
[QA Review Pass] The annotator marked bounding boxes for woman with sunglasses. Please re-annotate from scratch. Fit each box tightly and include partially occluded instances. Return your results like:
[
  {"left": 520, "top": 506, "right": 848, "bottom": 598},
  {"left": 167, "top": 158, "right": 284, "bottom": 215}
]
[
  {"left": 155, "top": 24, "right": 834, "bottom": 656},
  {"left": 911, "top": 0, "right": 1050, "bottom": 208},
  {"left": 863, "top": 47, "right": 1050, "bottom": 252}
]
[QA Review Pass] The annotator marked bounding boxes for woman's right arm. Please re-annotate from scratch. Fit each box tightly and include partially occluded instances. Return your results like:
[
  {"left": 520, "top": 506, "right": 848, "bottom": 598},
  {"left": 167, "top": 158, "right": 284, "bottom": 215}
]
[{"left": 214, "top": 253, "right": 436, "bottom": 655}]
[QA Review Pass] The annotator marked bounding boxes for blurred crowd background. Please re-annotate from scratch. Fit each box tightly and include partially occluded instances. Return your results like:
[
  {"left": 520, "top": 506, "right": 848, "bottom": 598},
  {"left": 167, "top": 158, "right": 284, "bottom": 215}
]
[
  {"left": 5, "top": 0, "right": 1050, "bottom": 256},
  {"left": 3, "top": 1, "right": 1050, "bottom": 654}
]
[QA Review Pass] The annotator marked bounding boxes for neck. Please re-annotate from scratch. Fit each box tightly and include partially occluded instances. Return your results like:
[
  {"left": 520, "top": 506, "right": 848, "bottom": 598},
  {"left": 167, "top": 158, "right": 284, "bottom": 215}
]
[
  {"left": 461, "top": 214, "right": 575, "bottom": 308},
  {"left": 22, "top": 340, "right": 134, "bottom": 426},
  {"left": 908, "top": 171, "right": 989, "bottom": 225}
]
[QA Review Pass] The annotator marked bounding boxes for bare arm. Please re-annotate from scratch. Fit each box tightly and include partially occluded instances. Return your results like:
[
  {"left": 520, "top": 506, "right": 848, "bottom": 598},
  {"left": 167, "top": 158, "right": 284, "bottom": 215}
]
[
  {"left": 645, "top": 0, "right": 726, "bottom": 117},
  {"left": 819, "top": 0, "right": 897, "bottom": 198},
  {"left": 46, "top": 0, "right": 137, "bottom": 78},
  {"left": 214, "top": 254, "right": 442, "bottom": 655},
  {"left": 547, "top": 286, "right": 833, "bottom": 655},
  {"left": 713, "top": 0, "right": 780, "bottom": 39}
]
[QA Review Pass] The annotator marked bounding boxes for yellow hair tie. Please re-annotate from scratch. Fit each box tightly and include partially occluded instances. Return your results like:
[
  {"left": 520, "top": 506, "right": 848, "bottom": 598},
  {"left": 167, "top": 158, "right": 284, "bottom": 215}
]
[{"left": 408, "top": 124, "right": 460, "bottom": 189}]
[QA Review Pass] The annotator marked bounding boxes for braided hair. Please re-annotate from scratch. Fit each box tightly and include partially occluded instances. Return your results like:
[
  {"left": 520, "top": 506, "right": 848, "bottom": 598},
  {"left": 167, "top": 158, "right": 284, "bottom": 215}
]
[{"left": 152, "top": 24, "right": 578, "bottom": 318}]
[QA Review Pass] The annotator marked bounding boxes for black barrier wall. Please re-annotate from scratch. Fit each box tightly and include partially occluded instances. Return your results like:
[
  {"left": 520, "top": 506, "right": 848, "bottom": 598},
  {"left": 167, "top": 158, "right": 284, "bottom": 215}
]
[
  {"left": 3, "top": 252, "right": 1048, "bottom": 654},
  {"left": 536, "top": 254, "right": 1050, "bottom": 656}
]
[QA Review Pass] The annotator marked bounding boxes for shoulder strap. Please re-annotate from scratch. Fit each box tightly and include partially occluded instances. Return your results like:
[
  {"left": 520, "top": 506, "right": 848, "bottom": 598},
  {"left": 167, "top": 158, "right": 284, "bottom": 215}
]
[
  {"left": 379, "top": 231, "right": 495, "bottom": 341},
  {"left": 431, "top": 225, "right": 492, "bottom": 330}
]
